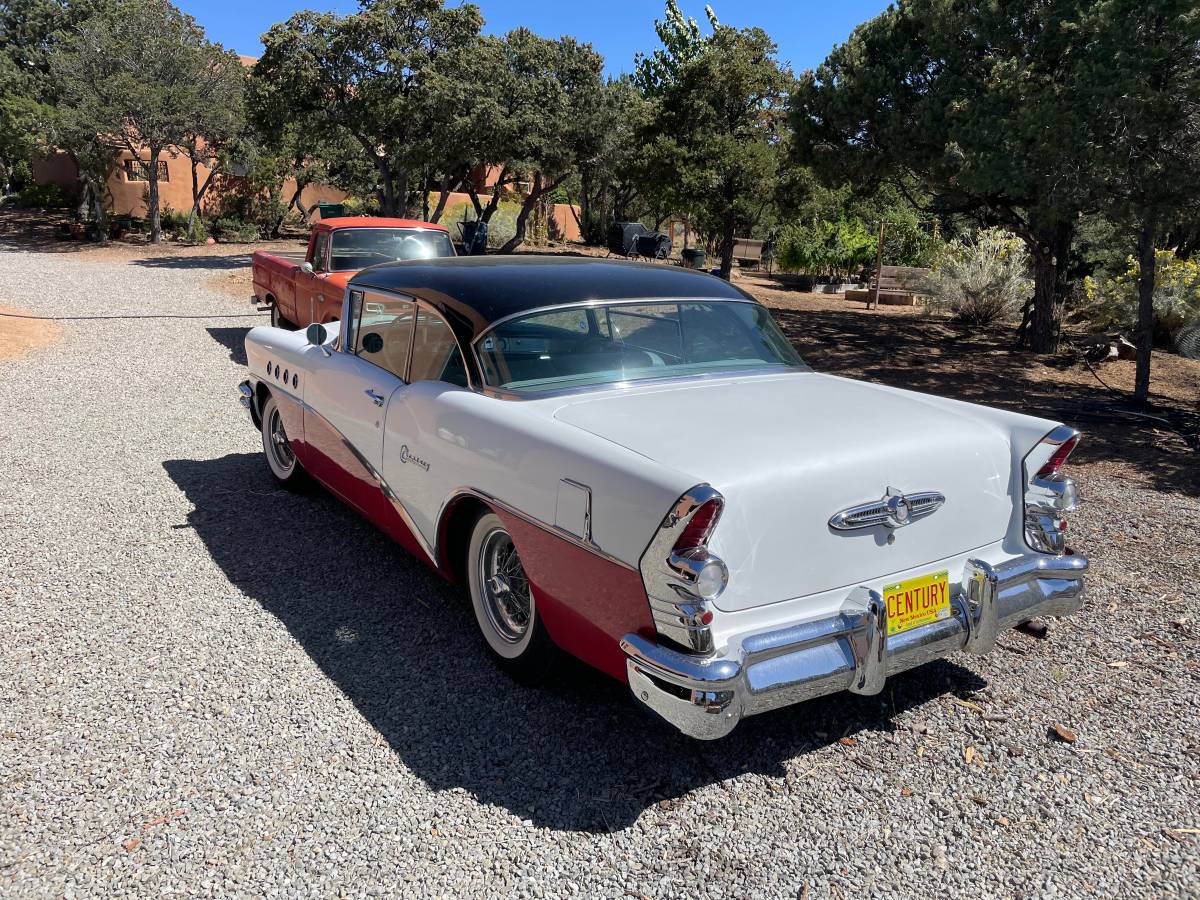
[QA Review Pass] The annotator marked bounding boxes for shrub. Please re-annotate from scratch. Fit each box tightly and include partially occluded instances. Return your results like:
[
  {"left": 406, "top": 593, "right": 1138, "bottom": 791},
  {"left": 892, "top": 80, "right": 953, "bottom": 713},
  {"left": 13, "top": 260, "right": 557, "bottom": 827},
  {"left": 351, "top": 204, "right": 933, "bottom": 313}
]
[
  {"left": 179, "top": 216, "right": 209, "bottom": 244},
  {"left": 921, "top": 228, "right": 1032, "bottom": 326},
  {"left": 777, "top": 217, "right": 876, "bottom": 279},
  {"left": 159, "top": 204, "right": 189, "bottom": 234},
  {"left": 13, "top": 181, "right": 74, "bottom": 209},
  {"left": 212, "top": 217, "right": 261, "bottom": 242},
  {"left": 1078, "top": 251, "right": 1200, "bottom": 340},
  {"left": 443, "top": 201, "right": 519, "bottom": 250}
]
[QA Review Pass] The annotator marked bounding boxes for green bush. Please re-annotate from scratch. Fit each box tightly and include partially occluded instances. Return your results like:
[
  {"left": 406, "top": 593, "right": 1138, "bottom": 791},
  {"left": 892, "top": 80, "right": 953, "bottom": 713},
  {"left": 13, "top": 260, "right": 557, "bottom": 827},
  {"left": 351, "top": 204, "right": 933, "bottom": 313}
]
[
  {"left": 777, "top": 217, "right": 876, "bottom": 278},
  {"left": 212, "top": 217, "right": 261, "bottom": 242},
  {"left": 1079, "top": 251, "right": 1200, "bottom": 340},
  {"left": 14, "top": 181, "right": 74, "bottom": 209},
  {"left": 444, "top": 201, "right": 519, "bottom": 250},
  {"left": 921, "top": 228, "right": 1032, "bottom": 326},
  {"left": 179, "top": 216, "right": 209, "bottom": 244},
  {"left": 159, "top": 204, "right": 189, "bottom": 234}
]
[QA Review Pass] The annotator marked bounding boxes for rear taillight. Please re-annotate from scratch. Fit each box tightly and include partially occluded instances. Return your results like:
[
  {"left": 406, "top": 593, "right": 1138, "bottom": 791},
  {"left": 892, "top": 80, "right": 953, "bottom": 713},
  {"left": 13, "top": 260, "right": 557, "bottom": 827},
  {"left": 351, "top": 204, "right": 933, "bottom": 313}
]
[
  {"left": 1036, "top": 434, "right": 1079, "bottom": 478},
  {"left": 675, "top": 497, "right": 721, "bottom": 551},
  {"left": 640, "top": 486, "right": 730, "bottom": 653},
  {"left": 1023, "top": 427, "right": 1081, "bottom": 554}
]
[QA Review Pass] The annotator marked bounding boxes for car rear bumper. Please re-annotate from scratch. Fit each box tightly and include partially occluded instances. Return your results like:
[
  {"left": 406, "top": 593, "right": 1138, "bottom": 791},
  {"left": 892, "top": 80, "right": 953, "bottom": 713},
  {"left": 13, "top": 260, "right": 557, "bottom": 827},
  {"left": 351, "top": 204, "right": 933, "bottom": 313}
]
[{"left": 621, "top": 552, "right": 1087, "bottom": 740}]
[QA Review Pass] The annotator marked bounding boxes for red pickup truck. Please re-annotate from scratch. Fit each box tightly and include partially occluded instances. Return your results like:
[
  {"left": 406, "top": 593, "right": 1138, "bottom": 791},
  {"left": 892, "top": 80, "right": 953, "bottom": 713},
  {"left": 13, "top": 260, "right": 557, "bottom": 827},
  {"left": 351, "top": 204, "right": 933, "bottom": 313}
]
[{"left": 252, "top": 217, "right": 455, "bottom": 329}]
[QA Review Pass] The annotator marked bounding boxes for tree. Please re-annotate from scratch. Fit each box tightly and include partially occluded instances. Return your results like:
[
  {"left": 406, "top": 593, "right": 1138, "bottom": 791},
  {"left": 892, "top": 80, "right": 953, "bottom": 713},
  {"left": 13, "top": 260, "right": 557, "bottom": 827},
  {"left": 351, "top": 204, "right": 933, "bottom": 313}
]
[
  {"left": 564, "top": 78, "right": 650, "bottom": 244},
  {"left": 51, "top": 0, "right": 236, "bottom": 242},
  {"left": 177, "top": 54, "right": 247, "bottom": 230},
  {"left": 790, "top": 0, "right": 1097, "bottom": 352},
  {"left": 1076, "top": 0, "right": 1200, "bottom": 402},
  {"left": 252, "top": 0, "right": 484, "bottom": 218},
  {"left": 633, "top": 0, "right": 717, "bottom": 97},
  {"left": 0, "top": 0, "right": 102, "bottom": 198},
  {"left": 639, "top": 22, "right": 791, "bottom": 278}
]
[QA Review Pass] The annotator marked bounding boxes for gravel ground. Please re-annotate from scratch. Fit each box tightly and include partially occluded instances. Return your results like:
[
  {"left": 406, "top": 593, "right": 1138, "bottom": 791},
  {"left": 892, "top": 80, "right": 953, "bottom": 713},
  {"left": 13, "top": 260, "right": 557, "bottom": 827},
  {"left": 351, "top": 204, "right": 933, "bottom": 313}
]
[{"left": 1, "top": 246, "right": 1197, "bottom": 898}]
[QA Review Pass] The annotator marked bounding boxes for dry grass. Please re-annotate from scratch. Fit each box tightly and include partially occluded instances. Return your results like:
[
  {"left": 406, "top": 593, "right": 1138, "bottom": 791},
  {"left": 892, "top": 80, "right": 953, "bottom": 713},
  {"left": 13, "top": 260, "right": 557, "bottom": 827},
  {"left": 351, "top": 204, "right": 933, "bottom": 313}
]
[{"left": 0, "top": 305, "right": 63, "bottom": 363}]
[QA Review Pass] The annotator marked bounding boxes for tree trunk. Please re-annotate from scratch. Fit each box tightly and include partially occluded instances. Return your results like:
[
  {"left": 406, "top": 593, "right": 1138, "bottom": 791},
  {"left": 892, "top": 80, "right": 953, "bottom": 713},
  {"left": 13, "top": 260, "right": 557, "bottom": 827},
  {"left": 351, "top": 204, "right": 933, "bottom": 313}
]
[
  {"left": 428, "top": 174, "right": 458, "bottom": 224},
  {"left": 1134, "top": 225, "right": 1157, "bottom": 404},
  {"left": 477, "top": 166, "right": 509, "bottom": 225},
  {"left": 146, "top": 147, "right": 162, "bottom": 244},
  {"left": 188, "top": 152, "right": 200, "bottom": 228},
  {"left": 377, "top": 161, "right": 396, "bottom": 216},
  {"left": 1025, "top": 222, "right": 1073, "bottom": 353},
  {"left": 718, "top": 208, "right": 737, "bottom": 280},
  {"left": 501, "top": 173, "right": 545, "bottom": 254}
]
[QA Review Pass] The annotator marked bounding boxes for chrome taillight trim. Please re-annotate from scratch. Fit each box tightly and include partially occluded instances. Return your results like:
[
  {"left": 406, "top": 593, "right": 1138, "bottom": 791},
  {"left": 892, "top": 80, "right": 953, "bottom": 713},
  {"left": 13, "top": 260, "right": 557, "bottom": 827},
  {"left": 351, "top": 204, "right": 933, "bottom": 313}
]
[
  {"left": 1022, "top": 427, "right": 1081, "bottom": 555},
  {"left": 639, "top": 484, "right": 726, "bottom": 653}
]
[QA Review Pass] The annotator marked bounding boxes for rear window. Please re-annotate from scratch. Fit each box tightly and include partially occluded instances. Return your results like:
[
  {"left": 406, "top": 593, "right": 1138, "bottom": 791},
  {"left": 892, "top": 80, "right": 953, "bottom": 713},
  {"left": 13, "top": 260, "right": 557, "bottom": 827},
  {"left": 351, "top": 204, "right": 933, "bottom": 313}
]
[
  {"left": 330, "top": 228, "right": 454, "bottom": 272},
  {"left": 476, "top": 300, "right": 806, "bottom": 394}
]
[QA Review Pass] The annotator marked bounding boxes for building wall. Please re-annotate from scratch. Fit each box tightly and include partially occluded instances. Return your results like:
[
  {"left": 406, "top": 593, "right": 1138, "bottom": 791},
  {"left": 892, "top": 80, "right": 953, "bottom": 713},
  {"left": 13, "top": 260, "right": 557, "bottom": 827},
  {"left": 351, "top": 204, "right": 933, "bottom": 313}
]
[{"left": 34, "top": 152, "right": 579, "bottom": 242}]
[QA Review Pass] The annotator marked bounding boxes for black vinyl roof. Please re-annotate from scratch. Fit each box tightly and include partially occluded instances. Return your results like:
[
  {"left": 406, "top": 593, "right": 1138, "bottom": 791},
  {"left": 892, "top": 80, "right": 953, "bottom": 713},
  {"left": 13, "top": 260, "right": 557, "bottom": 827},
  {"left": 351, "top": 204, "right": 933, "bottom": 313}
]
[{"left": 349, "top": 255, "right": 755, "bottom": 343}]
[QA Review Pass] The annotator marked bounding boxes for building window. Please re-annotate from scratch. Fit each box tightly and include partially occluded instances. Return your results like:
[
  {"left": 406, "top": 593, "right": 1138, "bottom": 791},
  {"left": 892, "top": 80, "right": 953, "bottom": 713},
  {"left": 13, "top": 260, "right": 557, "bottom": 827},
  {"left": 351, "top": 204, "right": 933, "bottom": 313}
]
[{"left": 124, "top": 159, "right": 169, "bottom": 182}]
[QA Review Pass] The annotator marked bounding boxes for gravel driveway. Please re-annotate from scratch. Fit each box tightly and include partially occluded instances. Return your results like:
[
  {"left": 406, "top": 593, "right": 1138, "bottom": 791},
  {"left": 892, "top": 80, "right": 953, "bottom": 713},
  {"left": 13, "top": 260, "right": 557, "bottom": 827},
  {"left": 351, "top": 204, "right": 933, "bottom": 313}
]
[{"left": 1, "top": 246, "right": 1197, "bottom": 898}]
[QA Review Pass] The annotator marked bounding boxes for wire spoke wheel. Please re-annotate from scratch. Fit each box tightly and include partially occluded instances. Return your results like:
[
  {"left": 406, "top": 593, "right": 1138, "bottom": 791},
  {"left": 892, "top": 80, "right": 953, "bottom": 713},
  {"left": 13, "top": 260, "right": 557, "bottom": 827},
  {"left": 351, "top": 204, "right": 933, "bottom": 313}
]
[
  {"left": 266, "top": 405, "right": 295, "bottom": 473},
  {"left": 478, "top": 527, "right": 531, "bottom": 643}
]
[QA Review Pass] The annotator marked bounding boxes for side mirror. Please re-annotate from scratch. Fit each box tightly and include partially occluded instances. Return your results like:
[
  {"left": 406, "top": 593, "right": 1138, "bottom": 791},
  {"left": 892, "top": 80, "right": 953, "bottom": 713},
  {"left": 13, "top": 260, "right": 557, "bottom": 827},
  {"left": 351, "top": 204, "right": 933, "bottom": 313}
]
[
  {"left": 302, "top": 261, "right": 314, "bottom": 274},
  {"left": 306, "top": 323, "right": 330, "bottom": 356},
  {"left": 306, "top": 322, "right": 328, "bottom": 345}
]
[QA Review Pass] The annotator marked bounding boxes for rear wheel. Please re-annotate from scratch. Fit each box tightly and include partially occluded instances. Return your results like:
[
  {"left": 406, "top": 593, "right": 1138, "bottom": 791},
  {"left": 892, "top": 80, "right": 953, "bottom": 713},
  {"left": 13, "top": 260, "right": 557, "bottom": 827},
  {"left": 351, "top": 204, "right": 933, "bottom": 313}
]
[
  {"left": 260, "top": 394, "right": 308, "bottom": 489},
  {"left": 466, "top": 512, "right": 556, "bottom": 679}
]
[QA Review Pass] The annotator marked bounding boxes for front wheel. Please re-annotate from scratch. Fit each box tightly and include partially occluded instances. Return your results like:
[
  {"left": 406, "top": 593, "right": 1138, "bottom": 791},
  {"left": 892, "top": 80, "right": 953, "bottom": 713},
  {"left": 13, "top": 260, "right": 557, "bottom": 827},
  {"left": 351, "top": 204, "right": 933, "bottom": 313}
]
[
  {"left": 270, "top": 303, "right": 296, "bottom": 330},
  {"left": 466, "top": 512, "right": 557, "bottom": 680},
  {"left": 260, "top": 394, "right": 308, "bottom": 489}
]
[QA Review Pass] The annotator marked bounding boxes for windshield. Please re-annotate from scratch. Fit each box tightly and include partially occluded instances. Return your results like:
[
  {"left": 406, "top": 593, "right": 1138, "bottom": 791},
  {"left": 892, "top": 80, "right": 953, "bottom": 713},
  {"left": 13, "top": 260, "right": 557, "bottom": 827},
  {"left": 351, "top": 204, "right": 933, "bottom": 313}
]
[
  {"left": 329, "top": 228, "right": 454, "bottom": 272},
  {"left": 476, "top": 300, "right": 807, "bottom": 394}
]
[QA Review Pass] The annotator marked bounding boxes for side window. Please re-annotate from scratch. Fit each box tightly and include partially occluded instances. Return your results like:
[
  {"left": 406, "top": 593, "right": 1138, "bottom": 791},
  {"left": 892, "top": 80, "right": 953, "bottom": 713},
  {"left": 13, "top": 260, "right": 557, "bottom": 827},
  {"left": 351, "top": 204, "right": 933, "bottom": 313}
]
[
  {"left": 409, "top": 308, "right": 469, "bottom": 387},
  {"left": 354, "top": 294, "right": 415, "bottom": 381},
  {"left": 312, "top": 233, "right": 331, "bottom": 272}
]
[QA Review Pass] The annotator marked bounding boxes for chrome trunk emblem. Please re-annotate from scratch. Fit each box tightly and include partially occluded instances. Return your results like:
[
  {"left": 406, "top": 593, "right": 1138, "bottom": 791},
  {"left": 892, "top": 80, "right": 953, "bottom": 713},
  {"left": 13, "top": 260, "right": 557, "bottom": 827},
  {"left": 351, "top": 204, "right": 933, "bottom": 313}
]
[{"left": 829, "top": 487, "right": 945, "bottom": 531}]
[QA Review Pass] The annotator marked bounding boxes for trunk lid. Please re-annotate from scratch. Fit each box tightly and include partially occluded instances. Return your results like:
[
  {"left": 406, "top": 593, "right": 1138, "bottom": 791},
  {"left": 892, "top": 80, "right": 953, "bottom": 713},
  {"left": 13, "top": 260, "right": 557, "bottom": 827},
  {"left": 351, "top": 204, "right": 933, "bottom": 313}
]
[{"left": 551, "top": 371, "right": 1023, "bottom": 611}]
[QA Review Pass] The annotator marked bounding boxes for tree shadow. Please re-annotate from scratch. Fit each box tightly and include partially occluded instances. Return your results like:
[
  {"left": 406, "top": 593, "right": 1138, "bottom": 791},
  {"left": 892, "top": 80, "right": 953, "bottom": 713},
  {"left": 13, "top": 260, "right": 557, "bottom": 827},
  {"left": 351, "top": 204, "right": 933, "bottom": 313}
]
[
  {"left": 163, "top": 451, "right": 987, "bottom": 833},
  {"left": 207, "top": 326, "right": 249, "bottom": 365},
  {"left": 770, "top": 306, "right": 1200, "bottom": 497},
  {"left": 128, "top": 253, "right": 256, "bottom": 270}
]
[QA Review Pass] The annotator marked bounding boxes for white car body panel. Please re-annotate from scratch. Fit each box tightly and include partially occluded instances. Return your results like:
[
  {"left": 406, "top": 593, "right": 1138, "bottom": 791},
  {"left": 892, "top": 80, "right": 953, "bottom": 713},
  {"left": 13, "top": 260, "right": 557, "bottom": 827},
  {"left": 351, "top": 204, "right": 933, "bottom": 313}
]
[{"left": 548, "top": 370, "right": 1059, "bottom": 610}]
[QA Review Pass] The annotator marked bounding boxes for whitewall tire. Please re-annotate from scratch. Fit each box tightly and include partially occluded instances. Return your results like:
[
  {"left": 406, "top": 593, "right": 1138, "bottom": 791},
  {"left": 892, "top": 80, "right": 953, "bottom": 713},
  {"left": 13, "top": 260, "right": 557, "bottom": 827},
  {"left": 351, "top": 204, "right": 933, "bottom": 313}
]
[
  {"left": 466, "top": 512, "right": 556, "bottom": 678},
  {"left": 260, "top": 394, "right": 308, "bottom": 489}
]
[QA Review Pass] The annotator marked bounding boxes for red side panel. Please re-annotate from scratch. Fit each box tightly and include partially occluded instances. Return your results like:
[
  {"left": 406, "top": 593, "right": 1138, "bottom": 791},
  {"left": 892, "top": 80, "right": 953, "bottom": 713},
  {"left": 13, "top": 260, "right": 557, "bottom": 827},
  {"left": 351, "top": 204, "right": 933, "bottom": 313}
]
[
  {"left": 296, "top": 403, "right": 436, "bottom": 569},
  {"left": 494, "top": 510, "right": 655, "bottom": 683}
]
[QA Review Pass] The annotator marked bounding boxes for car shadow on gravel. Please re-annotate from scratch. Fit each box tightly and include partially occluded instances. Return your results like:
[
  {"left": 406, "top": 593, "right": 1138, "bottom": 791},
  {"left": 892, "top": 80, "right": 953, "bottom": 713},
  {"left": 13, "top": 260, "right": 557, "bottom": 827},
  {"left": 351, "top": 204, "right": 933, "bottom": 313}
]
[
  {"left": 165, "top": 452, "right": 987, "bottom": 834},
  {"left": 207, "top": 326, "right": 249, "bottom": 366}
]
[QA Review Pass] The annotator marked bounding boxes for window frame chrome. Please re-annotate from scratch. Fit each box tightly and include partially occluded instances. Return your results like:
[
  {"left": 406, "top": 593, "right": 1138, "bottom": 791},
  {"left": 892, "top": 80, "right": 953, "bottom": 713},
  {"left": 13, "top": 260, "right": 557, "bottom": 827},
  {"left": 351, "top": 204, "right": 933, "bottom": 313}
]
[{"left": 342, "top": 286, "right": 476, "bottom": 391}]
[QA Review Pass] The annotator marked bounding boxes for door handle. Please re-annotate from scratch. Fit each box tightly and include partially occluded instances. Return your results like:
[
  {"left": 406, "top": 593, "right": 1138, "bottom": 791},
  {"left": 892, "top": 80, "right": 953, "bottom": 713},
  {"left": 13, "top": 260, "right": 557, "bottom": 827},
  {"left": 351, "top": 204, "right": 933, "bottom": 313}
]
[{"left": 365, "top": 389, "right": 385, "bottom": 407}]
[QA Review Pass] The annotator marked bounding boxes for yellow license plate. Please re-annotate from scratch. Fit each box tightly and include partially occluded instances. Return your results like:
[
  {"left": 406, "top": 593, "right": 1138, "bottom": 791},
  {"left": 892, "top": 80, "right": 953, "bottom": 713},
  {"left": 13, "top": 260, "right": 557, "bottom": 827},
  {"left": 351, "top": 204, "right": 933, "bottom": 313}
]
[{"left": 882, "top": 569, "right": 951, "bottom": 636}]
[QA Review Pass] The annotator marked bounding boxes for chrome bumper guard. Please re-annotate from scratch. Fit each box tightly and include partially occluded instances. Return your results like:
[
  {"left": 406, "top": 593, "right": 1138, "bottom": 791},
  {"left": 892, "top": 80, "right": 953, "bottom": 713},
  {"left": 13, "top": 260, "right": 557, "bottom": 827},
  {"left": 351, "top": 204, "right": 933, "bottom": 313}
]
[
  {"left": 621, "top": 553, "right": 1087, "bottom": 740},
  {"left": 238, "top": 380, "right": 253, "bottom": 410}
]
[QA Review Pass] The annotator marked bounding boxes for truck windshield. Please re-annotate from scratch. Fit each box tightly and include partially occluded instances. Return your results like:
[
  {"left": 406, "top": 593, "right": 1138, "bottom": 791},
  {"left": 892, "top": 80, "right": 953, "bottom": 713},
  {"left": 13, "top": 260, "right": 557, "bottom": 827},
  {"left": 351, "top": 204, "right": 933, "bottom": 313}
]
[
  {"left": 329, "top": 228, "right": 454, "bottom": 271},
  {"left": 476, "top": 300, "right": 807, "bottom": 394}
]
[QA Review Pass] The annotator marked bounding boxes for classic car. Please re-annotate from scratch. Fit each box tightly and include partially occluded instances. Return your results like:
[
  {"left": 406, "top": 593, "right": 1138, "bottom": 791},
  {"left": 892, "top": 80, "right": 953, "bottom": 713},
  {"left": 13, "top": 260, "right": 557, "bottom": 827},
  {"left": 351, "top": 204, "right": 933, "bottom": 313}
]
[
  {"left": 237, "top": 257, "right": 1086, "bottom": 739},
  {"left": 251, "top": 217, "right": 455, "bottom": 330}
]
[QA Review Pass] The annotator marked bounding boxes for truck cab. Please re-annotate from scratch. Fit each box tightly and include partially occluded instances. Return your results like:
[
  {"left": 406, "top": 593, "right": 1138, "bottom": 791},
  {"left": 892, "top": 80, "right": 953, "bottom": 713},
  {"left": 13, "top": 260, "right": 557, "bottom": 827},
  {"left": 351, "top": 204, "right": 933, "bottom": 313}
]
[{"left": 252, "top": 217, "right": 455, "bottom": 330}]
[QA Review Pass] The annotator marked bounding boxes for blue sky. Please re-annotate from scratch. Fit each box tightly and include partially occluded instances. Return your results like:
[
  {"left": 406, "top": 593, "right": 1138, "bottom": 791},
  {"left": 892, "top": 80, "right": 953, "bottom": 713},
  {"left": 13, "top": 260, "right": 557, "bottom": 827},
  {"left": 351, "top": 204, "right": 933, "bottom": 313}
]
[{"left": 175, "top": 0, "right": 889, "bottom": 76}]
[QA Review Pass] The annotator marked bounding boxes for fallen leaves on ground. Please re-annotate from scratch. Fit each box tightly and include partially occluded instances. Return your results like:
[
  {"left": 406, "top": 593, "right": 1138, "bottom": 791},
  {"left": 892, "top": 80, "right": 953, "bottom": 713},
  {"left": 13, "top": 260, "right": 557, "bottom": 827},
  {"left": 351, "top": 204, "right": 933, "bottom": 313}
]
[{"left": 1051, "top": 725, "right": 1078, "bottom": 744}]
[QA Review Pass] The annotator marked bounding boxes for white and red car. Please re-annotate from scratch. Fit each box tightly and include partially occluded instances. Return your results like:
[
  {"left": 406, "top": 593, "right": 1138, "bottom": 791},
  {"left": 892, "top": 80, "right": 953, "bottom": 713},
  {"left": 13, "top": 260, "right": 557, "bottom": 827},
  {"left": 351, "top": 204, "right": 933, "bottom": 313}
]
[{"left": 238, "top": 257, "right": 1086, "bottom": 739}]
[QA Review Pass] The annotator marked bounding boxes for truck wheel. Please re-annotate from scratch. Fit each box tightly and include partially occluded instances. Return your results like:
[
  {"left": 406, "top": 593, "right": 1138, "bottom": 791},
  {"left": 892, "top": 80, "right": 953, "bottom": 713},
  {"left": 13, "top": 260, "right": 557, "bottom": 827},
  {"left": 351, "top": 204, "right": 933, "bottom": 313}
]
[
  {"left": 260, "top": 394, "right": 309, "bottom": 489},
  {"left": 467, "top": 512, "right": 556, "bottom": 680},
  {"left": 270, "top": 304, "right": 296, "bottom": 330}
]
